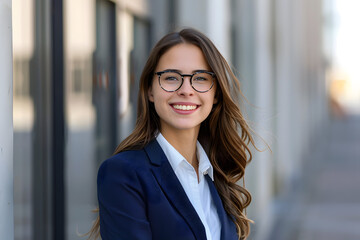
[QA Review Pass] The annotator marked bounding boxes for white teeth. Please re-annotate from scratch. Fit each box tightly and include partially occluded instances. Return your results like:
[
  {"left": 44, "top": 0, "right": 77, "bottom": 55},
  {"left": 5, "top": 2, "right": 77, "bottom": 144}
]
[{"left": 173, "top": 104, "right": 197, "bottom": 110}]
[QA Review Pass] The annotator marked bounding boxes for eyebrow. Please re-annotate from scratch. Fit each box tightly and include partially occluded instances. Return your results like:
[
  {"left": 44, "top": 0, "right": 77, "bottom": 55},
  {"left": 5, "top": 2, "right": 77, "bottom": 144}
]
[{"left": 161, "top": 69, "right": 211, "bottom": 73}]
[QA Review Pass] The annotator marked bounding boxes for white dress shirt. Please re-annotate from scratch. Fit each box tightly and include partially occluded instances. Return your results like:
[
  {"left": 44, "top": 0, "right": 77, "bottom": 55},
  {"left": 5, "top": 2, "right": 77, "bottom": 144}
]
[{"left": 156, "top": 133, "right": 221, "bottom": 240}]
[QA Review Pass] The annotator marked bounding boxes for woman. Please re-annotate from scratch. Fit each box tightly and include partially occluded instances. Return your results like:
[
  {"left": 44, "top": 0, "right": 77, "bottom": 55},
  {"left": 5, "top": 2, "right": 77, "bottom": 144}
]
[{"left": 88, "top": 28, "right": 256, "bottom": 240}]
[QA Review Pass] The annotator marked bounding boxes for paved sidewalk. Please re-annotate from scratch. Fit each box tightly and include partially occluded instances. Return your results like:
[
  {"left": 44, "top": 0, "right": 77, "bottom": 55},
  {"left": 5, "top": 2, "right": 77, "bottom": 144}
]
[{"left": 267, "top": 115, "right": 360, "bottom": 240}]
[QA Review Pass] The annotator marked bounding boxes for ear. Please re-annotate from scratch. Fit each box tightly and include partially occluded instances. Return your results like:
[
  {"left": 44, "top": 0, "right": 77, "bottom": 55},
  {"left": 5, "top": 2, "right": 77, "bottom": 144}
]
[{"left": 148, "top": 86, "right": 154, "bottom": 102}]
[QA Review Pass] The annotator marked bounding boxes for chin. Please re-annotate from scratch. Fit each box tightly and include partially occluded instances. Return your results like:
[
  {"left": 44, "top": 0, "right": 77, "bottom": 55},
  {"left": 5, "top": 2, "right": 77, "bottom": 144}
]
[{"left": 173, "top": 123, "right": 201, "bottom": 131}]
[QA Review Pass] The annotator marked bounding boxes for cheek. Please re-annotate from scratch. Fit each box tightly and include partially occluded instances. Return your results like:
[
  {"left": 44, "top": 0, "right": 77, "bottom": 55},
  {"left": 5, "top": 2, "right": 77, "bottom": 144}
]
[
  {"left": 151, "top": 90, "right": 168, "bottom": 114},
  {"left": 206, "top": 94, "right": 217, "bottom": 113},
  {"left": 205, "top": 102, "right": 215, "bottom": 115},
  {"left": 208, "top": 90, "right": 217, "bottom": 106}
]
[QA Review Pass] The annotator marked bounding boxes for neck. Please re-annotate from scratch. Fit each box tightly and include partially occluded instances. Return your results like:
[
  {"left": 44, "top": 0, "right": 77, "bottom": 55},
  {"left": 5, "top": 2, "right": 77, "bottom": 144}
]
[{"left": 160, "top": 128, "right": 199, "bottom": 169}]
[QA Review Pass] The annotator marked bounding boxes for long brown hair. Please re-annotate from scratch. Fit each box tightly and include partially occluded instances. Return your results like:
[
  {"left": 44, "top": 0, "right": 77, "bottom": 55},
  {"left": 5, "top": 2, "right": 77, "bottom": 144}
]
[{"left": 88, "top": 28, "right": 256, "bottom": 239}]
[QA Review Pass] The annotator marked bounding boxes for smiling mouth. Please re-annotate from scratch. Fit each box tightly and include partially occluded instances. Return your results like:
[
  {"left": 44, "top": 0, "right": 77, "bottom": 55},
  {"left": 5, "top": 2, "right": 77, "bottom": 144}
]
[{"left": 172, "top": 104, "right": 198, "bottom": 110}]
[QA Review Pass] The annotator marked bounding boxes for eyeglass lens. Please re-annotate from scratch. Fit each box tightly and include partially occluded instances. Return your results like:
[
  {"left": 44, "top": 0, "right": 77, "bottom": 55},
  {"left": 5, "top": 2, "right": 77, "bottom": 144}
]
[{"left": 159, "top": 72, "right": 213, "bottom": 92}]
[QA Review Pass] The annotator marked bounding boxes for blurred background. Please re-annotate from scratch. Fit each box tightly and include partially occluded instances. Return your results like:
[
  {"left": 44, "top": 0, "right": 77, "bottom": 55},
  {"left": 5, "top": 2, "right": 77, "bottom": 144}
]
[{"left": 11, "top": 0, "right": 360, "bottom": 239}]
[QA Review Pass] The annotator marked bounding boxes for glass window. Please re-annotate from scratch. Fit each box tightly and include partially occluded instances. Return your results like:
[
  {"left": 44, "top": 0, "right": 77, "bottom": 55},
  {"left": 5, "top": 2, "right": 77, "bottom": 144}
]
[
  {"left": 63, "top": 0, "right": 98, "bottom": 239},
  {"left": 13, "top": 0, "right": 35, "bottom": 239},
  {"left": 63, "top": 1, "right": 151, "bottom": 239}
]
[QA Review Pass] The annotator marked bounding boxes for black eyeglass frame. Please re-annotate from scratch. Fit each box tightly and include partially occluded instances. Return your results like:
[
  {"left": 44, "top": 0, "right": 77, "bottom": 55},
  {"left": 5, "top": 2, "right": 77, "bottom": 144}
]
[{"left": 154, "top": 70, "right": 216, "bottom": 93}]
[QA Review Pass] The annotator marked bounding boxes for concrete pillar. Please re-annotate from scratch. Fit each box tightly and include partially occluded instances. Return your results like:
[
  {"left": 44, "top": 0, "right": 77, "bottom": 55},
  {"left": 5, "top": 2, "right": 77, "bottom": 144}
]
[
  {"left": 206, "top": 0, "right": 231, "bottom": 61},
  {"left": 250, "top": 0, "right": 274, "bottom": 239},
  {"left": 177, "top": 0, "right": 208, "bottom": 34},
  {"left": 0, "top": 0, "right": 14, "bottom": 239},
  {"left": 274, "top": 0, "right": 294, "bottom": 191}
]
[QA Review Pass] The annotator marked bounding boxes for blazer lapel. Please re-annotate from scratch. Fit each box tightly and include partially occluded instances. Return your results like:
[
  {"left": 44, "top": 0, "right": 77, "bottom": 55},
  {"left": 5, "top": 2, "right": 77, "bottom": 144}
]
[
  {"left": 144, "top": 140, "right": 207, "bottom": 240},
  {"left": 206, "top": 175, "right": 238, "bottom": 240}
]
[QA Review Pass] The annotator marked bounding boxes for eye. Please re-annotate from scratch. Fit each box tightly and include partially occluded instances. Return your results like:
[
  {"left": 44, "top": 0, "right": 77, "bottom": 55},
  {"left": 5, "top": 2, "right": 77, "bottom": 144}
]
[
  {"left": 161, "top": 71, "right": 181, "bottom": 82},
  {"left": 193, "top": 73, "right": 211, "bottom": 82},
  {"left": 164, "top": 76, "right": 180, "bottom": 81},
  {"left": 193, "top": 76, "right": 208, "bottom": 81}
]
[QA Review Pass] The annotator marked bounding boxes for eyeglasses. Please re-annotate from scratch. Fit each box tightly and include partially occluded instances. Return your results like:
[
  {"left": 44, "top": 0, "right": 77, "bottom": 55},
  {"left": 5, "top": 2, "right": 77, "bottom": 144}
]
[{"left": 154, "top": 70, "right": 215, "bottom": 93}]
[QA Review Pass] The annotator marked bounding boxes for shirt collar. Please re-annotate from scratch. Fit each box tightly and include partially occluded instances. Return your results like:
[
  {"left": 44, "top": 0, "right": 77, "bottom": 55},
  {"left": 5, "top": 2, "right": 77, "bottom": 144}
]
[
  {"left": 196, "top": 141, "right": 214, "bottom": 180},
  {"left": 156, "top": 133, "right": 214, "bottom": 181},
  {"left": 156, "top": 133, "right": 185, "bottom": 172}
]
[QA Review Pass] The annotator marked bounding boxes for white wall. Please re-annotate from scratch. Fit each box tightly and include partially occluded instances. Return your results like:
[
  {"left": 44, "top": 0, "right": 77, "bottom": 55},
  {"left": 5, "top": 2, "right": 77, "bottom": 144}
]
[{"left": 0, "top": 0, "right": 14, "bottom": 239}]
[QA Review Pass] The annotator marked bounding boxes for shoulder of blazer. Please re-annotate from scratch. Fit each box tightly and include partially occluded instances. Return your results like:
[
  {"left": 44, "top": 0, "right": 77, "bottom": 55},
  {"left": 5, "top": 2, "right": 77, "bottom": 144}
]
[
  {"left": 105, "top": 148, "right": 151, "bottom": 167},
  {"left": 98, "top": 139, "right": 166, "bottom": 179},
  {"left": 97, "top": 148, "right": 153, "bottom": 181}
]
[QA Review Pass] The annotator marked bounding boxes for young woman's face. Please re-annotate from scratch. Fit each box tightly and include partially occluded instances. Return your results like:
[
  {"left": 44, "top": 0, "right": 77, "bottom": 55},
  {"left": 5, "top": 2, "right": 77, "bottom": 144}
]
[{"left": 148, "top": 43, "right": 217, "bottom": 134}]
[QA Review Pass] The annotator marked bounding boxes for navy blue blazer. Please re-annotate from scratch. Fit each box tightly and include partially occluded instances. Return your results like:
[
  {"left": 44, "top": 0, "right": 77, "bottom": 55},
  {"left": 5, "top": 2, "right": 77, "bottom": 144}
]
[{"left": 97, "top": 139, "right": 238, "bottom": 240}]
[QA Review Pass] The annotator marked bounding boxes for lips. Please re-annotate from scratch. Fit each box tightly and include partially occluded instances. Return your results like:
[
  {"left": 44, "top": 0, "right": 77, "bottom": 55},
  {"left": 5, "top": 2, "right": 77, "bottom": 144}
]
[
  {"left": 170, "top": 103, "right": 199, "bottom": 114},
  {"left": 172, "top": 104, "right": 197, "bottom": 110}
]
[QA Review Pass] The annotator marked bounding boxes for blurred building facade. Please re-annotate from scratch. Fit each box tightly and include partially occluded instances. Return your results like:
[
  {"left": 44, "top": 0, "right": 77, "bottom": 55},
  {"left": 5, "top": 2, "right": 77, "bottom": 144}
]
[
  {"left": 1, "top": 0, "right": 14, "bottom": 240},
  {"left": 12, "top": 0, "right": 327, "bottom": 239}
]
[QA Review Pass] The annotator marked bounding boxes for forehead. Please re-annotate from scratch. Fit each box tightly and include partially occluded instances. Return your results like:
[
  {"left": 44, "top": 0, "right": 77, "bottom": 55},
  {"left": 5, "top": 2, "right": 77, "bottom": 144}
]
[{"left": 156, "top": 43, "right": 210, "bottom": 72}]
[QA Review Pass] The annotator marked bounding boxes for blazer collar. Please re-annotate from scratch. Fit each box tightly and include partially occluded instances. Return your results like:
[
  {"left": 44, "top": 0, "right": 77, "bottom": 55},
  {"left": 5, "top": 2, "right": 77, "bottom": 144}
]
[
  {"left": 145, "top": 140, "right": 238, "bottom": 240},
  {"left": 155, "top": 133, "right": 214, "bottom": 180},
  {"left": 144, "top": 140, "right": 207, "bottom": 240}
]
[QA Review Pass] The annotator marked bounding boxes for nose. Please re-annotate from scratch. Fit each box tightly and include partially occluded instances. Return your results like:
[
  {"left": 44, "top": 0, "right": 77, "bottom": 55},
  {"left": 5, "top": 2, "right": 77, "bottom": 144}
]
[{"left": 177, "top": 76, "right": 194, "bottom": 96}]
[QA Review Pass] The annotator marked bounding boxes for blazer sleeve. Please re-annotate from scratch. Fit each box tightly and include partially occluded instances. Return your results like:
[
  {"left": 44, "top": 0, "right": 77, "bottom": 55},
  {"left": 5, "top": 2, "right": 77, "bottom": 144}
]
[{"left": 97, "top": 155, "right": 152, "bottom": 240}]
